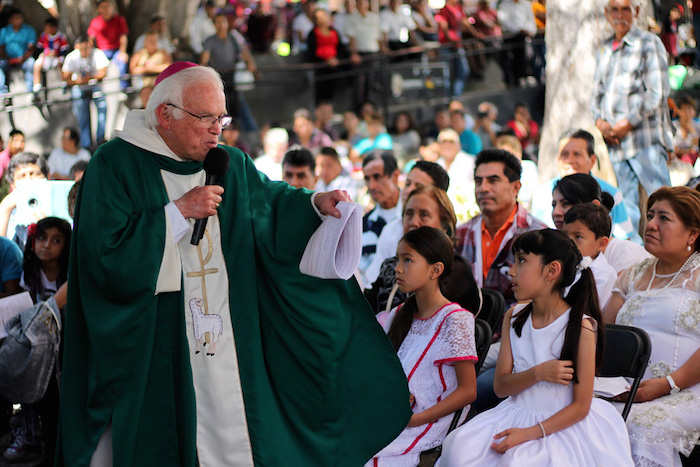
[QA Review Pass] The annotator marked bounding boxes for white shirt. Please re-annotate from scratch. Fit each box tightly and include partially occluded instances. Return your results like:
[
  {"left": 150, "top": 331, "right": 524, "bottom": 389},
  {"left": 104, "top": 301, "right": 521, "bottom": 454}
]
[
  {"left": 333, "top": 11, "right": 351, "bottom": 45},
  {"left": 590, "top": 253, "right": 617, "bottom": 309},
  {"left": 47, "top": 147, "right": 91, "bottom": 178},
  {"left": 292, "top": 12, "right": 315, "bottom": 52},
  {"left": 344, "top": 11, "right": 381, "bottom": 53},
  {"left": 189, "top": 9, "right": 216, "bottom": 55},
  {"left": 497, "top": 0, "right": 536, "bottom": 36},
  {"left": 380, "top": 6, "right": 416, "bottom": 43},
  {"left": 61, "top": 48, "right": 110, "bottom": 89},
  {"left": 254, "top": 154, "right": 282, "bottom": 181},
  {"left": 315, "top": 171, "right": 358, "bottom": 201},
  {"left": 604, "top": 237, "right": 651, "bottom": 274}
]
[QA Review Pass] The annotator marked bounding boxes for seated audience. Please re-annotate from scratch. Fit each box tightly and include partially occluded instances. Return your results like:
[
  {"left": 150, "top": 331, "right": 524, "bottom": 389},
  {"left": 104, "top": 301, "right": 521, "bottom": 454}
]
[
  {"left": 473, "top": 101, "right": 502, "bottom": 149},
  {"left": 220, "top": 121, "right": 249, "bottom": 154},
  {"left": 604, "top": 186, "right": 700, "bottom": 467},
  {"left": 451, "top": 109, "right": 482, "bottom": 156},
  {"left": 282, "top": 147, "right": 317, "bottom": 190},
  {"left": 563, "top": 203, "right": 617, "bottom": 308},
  {"left": 495, "top": 134, "right": 537, "bottom": 209},
  {"left": 436, "top": 129, "right": 478, "bottom": 223},
  {"left": 506, "top": 103, "right": 539, "bottom": 155},
  {"left": 0, "top": 129, "right": 25, "bottom": 179},
  {"left": 366, "top": 226, "right": 477, "bottom": 466},
  {"left": 352, "top": 112, "right": 393, "bottom": 160},
  {"left": 531, "top": 129, "right": 635, "bottom": 241},
  {"left": 552, "top": 173, "right": 650, "bottom": 273},
  {"left": 32, "top": 17, "right": 68, "bottom": 95},
  {"left": 365, "top": 160, "right": 450, "bottom": 287},
  {"left": 314, "top": 101, "right": 339, "bottom": 141},
  {"left": 389, "top": 111, "right": 421, "bottom": 164},
  {"left": 254, "top": 127, "right": 289, "bottom": 181},
  {"left": 673, "top": 95, "right": 700, "bottom": 166},
  {"left": 0, "top": 152, "right": 48, "bottom": 241},
  {"left": 47, "top": 127, "right": 91, "bottom": 180},
  {"left": 289, "top": 108, "right": 332, "bottom": 154},
  {"left": 359, "top": 150, "right": 402, "bottom": 287},
  {"left": 315, "top": 146, "right": 358, "bottom": 199}
]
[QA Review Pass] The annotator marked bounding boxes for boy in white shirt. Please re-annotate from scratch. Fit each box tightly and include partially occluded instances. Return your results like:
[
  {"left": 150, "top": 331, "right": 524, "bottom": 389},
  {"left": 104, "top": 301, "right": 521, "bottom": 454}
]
[{"left": 563, "top": 203, "right": 617, "bottom": 308}]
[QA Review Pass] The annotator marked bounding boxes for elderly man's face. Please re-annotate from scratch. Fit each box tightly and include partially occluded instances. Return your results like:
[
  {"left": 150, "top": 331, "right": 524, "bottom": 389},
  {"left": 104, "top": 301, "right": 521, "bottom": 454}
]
[
  {"left": 363, "top": 158, "right": 399, "bottom": 209},
  {"left": 163, "top": 81, "right": 226, "bottom": 162},
  {"left": 606, "top": 0, "right": 636, "bottom": 38}
]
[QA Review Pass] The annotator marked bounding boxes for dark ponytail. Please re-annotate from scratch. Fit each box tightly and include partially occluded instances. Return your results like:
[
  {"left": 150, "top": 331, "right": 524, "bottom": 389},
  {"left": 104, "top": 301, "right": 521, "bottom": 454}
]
[
  {"left": 387, "top": 226, "right": 453, "bottom": 351},
  {"left": 511, "top": 229, "right": 604, "bottom": 381},
  {"left": 554, "top": 173, "right": 613, "bottom": 214}
]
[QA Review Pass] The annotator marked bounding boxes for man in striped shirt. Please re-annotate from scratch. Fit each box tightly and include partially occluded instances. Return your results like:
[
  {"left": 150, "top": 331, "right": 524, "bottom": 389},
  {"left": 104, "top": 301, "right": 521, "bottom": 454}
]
[{"left": 592, "top": 0, "right": 672, "bottom": 238}]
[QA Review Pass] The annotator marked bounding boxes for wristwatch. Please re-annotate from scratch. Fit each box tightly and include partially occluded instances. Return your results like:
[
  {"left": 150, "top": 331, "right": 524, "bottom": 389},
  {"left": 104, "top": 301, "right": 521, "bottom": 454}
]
[{"left": 666, "top": 375, "right": 681, "bottom": 395}]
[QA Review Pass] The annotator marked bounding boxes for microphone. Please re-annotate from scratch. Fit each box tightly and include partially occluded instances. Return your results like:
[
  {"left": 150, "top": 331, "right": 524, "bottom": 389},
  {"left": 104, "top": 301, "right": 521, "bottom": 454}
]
[{"left": 191, "top": 147, "right": 230, "bottom": 245}]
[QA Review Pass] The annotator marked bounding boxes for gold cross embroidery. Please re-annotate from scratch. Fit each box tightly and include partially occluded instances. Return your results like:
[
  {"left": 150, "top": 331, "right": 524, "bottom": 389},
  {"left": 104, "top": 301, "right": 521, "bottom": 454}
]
[{"left": 186, "top": 229, "right": 219, "bottom": 316}]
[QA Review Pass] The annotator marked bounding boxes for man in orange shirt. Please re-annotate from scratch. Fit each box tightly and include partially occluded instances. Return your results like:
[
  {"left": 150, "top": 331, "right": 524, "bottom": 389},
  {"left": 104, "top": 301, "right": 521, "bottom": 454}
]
[{"left": 455, "top": 149, "right": 547, "bottom": 305}]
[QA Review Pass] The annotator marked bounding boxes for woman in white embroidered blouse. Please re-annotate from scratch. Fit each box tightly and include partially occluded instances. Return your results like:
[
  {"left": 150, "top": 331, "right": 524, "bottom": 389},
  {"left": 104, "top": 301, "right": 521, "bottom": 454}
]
[{"left": 605, "top": 186, "right": 700, "bottom": 467}]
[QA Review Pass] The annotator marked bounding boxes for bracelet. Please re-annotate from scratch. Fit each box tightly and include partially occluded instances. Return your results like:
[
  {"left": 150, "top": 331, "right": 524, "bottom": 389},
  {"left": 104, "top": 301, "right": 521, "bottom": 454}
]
[{"left": 538, "top": 421, "right": 546, "bottom": 438}]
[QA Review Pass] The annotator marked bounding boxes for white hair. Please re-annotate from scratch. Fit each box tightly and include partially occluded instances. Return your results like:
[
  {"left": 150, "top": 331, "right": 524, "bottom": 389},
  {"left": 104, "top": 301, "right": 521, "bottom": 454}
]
[
  {"left": 264, "top": 128, "right": 289, "bottom": 146},
  {"left": 144, "top": 66, "right": 224, "bottom": 129}
]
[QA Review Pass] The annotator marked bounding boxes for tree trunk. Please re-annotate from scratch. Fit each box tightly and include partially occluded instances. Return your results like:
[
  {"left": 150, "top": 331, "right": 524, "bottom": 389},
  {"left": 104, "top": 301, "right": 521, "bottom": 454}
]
[{"left": 538, "top": 0, "right": 652, "bottom": 182}]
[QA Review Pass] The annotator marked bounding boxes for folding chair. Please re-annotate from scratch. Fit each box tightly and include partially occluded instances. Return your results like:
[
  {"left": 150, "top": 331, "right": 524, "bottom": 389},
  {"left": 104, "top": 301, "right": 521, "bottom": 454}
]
[
  {"left": 419, "top": 319, "right": 492, "bottom": 466},
  {"left": 475, "top": 288, "right": 505, "bottom": 340},
  {"left": 598, "top": 324, "right": 652, "bottom": 421}
]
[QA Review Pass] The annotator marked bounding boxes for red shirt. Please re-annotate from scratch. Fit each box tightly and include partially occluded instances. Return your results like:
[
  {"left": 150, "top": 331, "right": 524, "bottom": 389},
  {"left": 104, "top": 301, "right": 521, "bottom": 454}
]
[
  {"left": 435, "top": 4, "right": 464, "bottom": 44},
  {"left": 88, "top": 14, "right": 129, "bottom": 51},
  {"left": 312, "top": 27, "right": 339, "bottom": 61}
]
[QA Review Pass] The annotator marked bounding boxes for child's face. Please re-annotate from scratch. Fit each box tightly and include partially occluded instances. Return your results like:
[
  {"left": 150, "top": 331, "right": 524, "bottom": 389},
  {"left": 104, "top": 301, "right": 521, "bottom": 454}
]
[
  {"left": 44, "top": 23, "right": 58, "bottom": 35},
  {"left": 395, "top": 240, "right": 440, "bottom": 294},
  {"left": 12, "top": 163, "right": 45, "bottom": 188},
  {"left": 564, "top": 220, "right": 607, "bottom": 258},
  {"left": 508, "top": 251, "right": 551, "bottom": 301},
  {"left": 670, "top": 8, "right": 680, "bottom": 21},
  {"left": 35, "top": 227, "right": 66, "bottom": 264}
]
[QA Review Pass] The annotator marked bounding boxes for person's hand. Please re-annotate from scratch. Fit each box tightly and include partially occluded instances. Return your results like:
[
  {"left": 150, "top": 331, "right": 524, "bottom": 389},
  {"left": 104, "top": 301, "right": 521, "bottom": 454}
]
[
  {"left": 327, "top": 57, "right": 339, "bottom": 67},
  {"left": 633, "top": 378, "right": 672, "bottom": 402},
  {"left": 596, "top": 118, "right": 619, "bottom": 146},
  {"left": 117, "top": 51, "right": 129, "bottom": 63},
  {"left": 174, "top": 185, "right": 224, "bottom": 220},
  {"left": 534, "top": 359, "right": 574, "bottom": 385},
  {"left": 350, "top": 53, "right": 362, "bottom": 65},
  {"left": 491, "top": 426, "right": 540, "bottom": 454},
  {"left": 314, "top": 190, "right": 351, "bottom": 218},
  {"left": 612, "top": 118, "right": 633, "bottom": 140}
]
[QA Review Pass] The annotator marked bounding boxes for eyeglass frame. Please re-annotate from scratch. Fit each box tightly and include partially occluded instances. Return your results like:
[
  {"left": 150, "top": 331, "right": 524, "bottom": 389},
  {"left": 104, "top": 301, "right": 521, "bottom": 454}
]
[{"left": 166, "top": 103, "right": 233, "bottom": 128}]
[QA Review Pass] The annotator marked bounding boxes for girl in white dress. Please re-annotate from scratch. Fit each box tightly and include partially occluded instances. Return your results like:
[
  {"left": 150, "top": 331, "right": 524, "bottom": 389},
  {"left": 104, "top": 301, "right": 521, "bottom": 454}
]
[
  {"left": 366, "top": 226, "right": 477, "bottom": 467},
  {"left": 438, "top": 229, "right": 633, "bottom": 466}
]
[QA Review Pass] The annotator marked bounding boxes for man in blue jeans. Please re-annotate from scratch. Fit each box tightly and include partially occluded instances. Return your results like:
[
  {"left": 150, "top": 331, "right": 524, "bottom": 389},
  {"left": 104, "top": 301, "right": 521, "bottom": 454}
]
[
  {"left": 0, "top": 9, "right": 36, "bottom": 94},
  {"left": 61, "top": 38, "right": 109, "bottom": 150}
]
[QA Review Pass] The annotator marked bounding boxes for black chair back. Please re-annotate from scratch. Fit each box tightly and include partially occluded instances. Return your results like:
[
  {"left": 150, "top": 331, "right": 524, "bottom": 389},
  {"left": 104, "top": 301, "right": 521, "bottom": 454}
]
[
  {"left": 475, "top": 289, "right": 505, "bottom": 339},
  {"left": 598, "top": 324, "right": 652, "bottom": 420}
]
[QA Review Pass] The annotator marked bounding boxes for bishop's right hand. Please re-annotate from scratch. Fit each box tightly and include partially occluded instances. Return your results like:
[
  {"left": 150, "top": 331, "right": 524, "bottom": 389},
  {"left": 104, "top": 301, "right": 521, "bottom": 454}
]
[{"left": 174, "top": 185, "right": 224, "bottom": 220}]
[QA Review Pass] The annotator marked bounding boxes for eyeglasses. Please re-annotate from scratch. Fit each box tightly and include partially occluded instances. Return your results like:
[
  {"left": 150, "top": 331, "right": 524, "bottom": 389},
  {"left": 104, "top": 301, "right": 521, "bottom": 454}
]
[
  {"left": 166, "top": 103, "right": 233, "bottom": 128},
  {"left": 439, "top": 140, "right": 458, "bottom": 144}
]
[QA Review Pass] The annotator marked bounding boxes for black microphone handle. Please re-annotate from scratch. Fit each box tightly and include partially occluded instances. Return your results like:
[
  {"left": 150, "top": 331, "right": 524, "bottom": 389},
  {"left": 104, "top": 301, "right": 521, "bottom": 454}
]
[{"left": 190, "top": 173, "right": 221, "bottom": 246}]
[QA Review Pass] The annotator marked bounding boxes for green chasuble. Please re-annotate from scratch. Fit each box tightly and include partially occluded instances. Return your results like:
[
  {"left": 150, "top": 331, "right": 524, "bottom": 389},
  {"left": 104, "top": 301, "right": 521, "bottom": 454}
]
[{"left": 57, "top": 137, "right": 412, "bottom": 466}]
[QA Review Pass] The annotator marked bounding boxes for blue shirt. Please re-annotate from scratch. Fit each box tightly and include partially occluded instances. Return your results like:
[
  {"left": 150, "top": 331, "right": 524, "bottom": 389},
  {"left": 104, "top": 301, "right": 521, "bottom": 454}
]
[
  {"left": 459, "top": 129, "right": 482, "bottom": 155},
  {"left": 0, "top": 236, "right": 22, "bottom": 292},
  {"left": 354, "top": 133, "right": 393, "bottom": 156},
  {"left": 0, "top": 23, "right": 36, "bottom": 59}
]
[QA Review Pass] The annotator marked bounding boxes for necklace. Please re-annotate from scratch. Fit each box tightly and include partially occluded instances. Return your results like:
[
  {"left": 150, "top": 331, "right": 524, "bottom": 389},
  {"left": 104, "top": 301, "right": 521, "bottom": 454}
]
[{"left": 645, "top": 252, "right": 698, "bottom": 296}]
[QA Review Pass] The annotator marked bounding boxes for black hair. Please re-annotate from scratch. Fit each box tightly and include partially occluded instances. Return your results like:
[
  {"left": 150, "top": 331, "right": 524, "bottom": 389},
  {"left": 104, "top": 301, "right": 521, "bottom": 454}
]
[
  {"left": 44, "top": 17, "right": 59, "bottom": 27},
  {"left": 64, "top": 127, "right": 80, "bottom": 145},
  {"left": 8, "top": 129, "right": 24, "bottom": 139},
  {"left": 73, "top": 36, "right": 87, "bottom": 46},
  {"left": 283, "top": 147, "right": 315, "bottom": 171},
  {"left": 362, "top": 149, "right": 398, "bottom": 176},
  {"left": 564, "top": 203, "right": 612, "bottom": 238},
  {"left": 23, "top": 217, "right": 72, "bottom": 303},
  {"left": 554, "top": 173, "right": 615, "bottom": 212},
  {"left": 319, "top": 146, "right": 339, "bottom": 159},
  {"left": 411, "top": 160, "right": 450, "bottom": 191},
  {"left": 474, "top": 148, "right": 522, "bottom": 182},
  {"left": 560, "top": 129, "right": 595, "bottom": 157},
  {"left": 391, "top": 110, "right": 419, "bottom": 134},
  {"left": 69, "top": 160, "right": 89, "bottom": 179},
  {"left": 511, "top": 229, "right": 605, "bottom": 381},
  {"left": 6, "top": 9, "right": 21, "bottom": 18},
  {"left": 5, "top": 152, "right": 48, "bottom": 184},
  {"left": 387, "top": 226, "right": 454, "bottom": 351},
  {"left": 68, "top": 179, "right": 80, "bottom": 219}
]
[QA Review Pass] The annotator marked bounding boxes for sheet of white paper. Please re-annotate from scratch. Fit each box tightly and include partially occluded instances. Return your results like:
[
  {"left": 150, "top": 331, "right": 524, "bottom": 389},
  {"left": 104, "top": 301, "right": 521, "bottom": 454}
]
[
  {"left": 300, "top": 202, "right": 362, "bottom": 280},
  {"left": 594, "top": 376, "right": 631, "bottom": 398},
  {"left": 0, "top": 292, "right": 34, "bottom": 339}
]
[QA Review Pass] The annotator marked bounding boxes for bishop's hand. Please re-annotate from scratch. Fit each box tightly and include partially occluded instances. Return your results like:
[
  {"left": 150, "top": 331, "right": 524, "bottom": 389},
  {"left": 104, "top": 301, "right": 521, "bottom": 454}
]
[
  {"left": 314, "top": 190, "right": 352, "bottom": 218},
  {"left": 174, "top": 185, "right": 224, "bottom": 220}
]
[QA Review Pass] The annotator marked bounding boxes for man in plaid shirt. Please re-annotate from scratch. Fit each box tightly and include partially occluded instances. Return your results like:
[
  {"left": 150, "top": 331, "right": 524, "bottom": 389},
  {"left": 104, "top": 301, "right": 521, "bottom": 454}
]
[{"left": 592, "top": 0, "right": 672, "bottom": 238}]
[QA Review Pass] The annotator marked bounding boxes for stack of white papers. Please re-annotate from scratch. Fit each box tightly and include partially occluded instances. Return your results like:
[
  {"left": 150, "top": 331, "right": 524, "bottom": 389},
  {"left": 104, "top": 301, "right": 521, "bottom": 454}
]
[
  {"left": 300, "top": 202, "right": 362, "bottom": 280},
  {"left": 594, "top": 376, "right": 631, "bottom": 398}
]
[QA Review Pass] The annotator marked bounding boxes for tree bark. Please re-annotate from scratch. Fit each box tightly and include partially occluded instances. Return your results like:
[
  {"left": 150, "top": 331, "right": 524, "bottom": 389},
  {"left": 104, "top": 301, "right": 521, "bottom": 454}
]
[{"left": 538, "top": 0, "right": 651, "bottom": 182}]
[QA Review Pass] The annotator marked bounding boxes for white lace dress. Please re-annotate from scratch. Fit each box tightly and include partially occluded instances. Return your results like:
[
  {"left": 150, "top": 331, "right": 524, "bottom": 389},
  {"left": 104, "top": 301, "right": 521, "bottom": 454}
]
[
  {"left": 366, "top": 303, "right": 477, "bottom": 467},
  {"left": 437, "top": 308, "right": 633, "bottom": 466},
  {"left": 614, "top": 255, "right": 700, "bottom": 467}
]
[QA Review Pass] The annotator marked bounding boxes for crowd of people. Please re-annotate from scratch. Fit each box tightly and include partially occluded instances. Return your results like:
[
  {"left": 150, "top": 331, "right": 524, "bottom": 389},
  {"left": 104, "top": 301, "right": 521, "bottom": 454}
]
[{"left": 0, "top": 0, "right": 698, "bottom": 467}]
